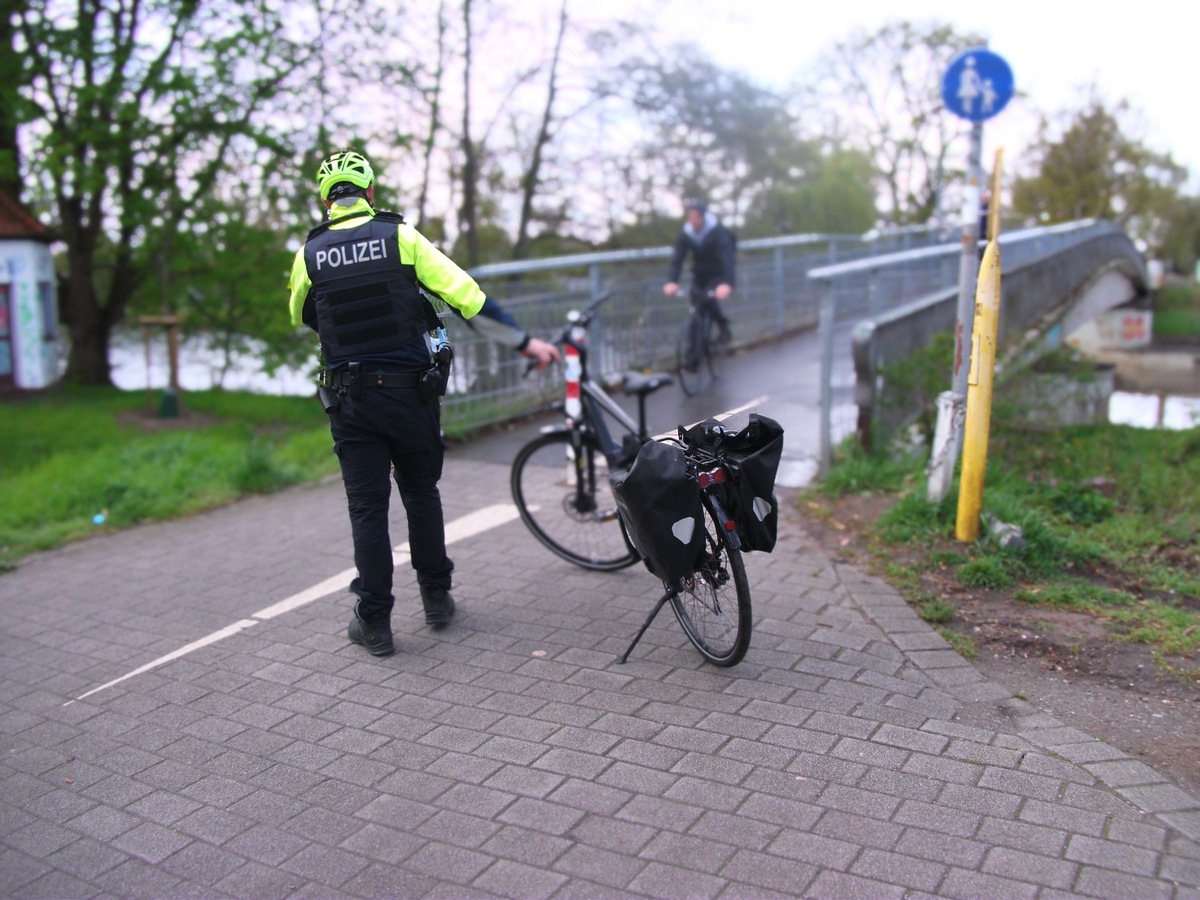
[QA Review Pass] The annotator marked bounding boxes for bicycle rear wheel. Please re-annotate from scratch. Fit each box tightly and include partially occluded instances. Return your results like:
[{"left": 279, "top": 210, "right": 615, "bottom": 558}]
[
  {"left": 511, "top": 430, "right": 639, "bottom": 571},
  {"left": 669, "top": 501, "right": 752, "bottom": 666},
  {"left": 676, "top": 315, "right": 707, "bottom": 396}
]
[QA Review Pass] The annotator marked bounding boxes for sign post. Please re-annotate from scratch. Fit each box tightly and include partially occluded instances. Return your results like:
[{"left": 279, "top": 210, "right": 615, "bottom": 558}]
[
  {"left": 927, "top": 48, "right": 1013, "bottom": 503},
  {"left": 942, "top": 47, "right": 1014, "bottom": 402}
]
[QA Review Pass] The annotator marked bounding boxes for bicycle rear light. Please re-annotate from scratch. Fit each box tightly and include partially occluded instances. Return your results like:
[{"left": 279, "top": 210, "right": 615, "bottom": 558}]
[{"left": 696, "top": 467, "right": 727, "bottom": 489}]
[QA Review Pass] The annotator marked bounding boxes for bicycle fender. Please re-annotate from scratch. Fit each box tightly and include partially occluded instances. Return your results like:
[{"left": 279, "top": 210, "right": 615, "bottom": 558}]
[{"left": 703, "top": 491, "right": 742, "bottom": 551}]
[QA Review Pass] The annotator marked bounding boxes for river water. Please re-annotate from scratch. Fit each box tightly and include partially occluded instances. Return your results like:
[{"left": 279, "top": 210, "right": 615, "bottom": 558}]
[{"left": 107, "top": 332, "right": 1200, "bottom": 431}]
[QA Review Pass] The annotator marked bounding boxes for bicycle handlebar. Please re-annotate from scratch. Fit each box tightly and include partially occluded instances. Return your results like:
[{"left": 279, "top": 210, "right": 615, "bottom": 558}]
[{"left": 521, "top": 291, "right": 614, "bottom": 378}]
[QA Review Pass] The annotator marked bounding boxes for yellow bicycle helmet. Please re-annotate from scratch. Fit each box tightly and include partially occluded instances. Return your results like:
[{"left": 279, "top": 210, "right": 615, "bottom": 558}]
[{"left": 316, "top": 150, "right": 375, "bottom": 201}]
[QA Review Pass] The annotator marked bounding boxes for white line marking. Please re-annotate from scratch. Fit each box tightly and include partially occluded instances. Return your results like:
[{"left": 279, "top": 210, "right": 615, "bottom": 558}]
[
  {"left": 66, "top": 503, "right": 521, "bottom": 705},
  {"left": 654, "top": 395, "right": 770, "bottom": 441},
  {"left": 70, "top": 620, "right": 259, "bottom": 704}
]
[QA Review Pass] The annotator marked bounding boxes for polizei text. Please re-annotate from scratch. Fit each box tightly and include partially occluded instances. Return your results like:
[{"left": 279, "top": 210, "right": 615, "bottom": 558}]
[{"left": 315, "top": 238, "right": 388, "bottom": 270}]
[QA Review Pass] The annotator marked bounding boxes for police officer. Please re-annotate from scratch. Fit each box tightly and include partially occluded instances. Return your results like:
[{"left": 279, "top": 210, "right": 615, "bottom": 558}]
[{"left": 288, "top": 150, "right": 559, "bottom": 657}]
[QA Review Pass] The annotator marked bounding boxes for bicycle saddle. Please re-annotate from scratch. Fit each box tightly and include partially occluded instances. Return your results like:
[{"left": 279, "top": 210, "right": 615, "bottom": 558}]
[{"left": 622, "top": 372, "right": 674, "bottom": 396}]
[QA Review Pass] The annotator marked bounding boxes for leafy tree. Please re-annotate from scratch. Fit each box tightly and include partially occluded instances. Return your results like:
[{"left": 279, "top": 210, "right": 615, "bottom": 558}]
[
  {"left": 620, "top": 45, "right": 798, "bottom": 222},
  {"left": 805, "top": 20, "right": 983, "bottom": 225},
  {"left": 157, "top": 207, "right": 310, "bottom": 387},
  {"left": 742, "top": 146, "right": 879, "bottom": 237},
  {"left": 0, "top": 1, "right": 26, "bottom": 198},
  {"left": 606, "top": 212, "right": 681, "bottom": 250},
  {"left": 1158, "top": 195, "right": 1200, "bottom": 274},
  {"left": 1012, "top": 97, "right": 1189, "bottom": 258},
  {"left": 13, "top": 0, "right": 313, "bottom": 385}
]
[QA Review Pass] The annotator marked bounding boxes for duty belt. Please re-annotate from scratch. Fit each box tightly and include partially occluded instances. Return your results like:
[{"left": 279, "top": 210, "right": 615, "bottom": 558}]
[{"left": 321, "top": 367, "right": 422, "bottom": 388}]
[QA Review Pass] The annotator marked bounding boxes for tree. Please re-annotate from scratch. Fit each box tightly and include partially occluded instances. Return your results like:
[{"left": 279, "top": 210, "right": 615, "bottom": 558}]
[
  {"left": 413, "top": 0, "right": 450, "bottom": 231},
  {"left": 1159, "top": 195, "right": 1200, "bottom": 274},
  {"left": 620, "top": 45, "right": 798, "bottom": 222},
  {"left": 1012, "top": 97, "right": 1188, "bottom": 257},
  {"left": 457, "top": 0, "right": 482, "bottom": 266},
  {"left": 13, "top": 0, "right": 311, "bottom": 385},
  {"left": 805, "top": 21, "right": 983, "bottom": 225},
  {"left": 0, "top": 0, "right": 27, "bottom": 198},
  {"left": 742, "top": 146, "right": 878, "bottom": 238},
  {"left": 512, "top": 0, "right": 567, "bottom": 261}
]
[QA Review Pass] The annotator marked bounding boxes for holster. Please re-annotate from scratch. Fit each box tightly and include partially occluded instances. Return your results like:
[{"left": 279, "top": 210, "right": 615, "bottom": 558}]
[
  {"left": 419, "top": 345, "right": 453, "bottom": 404},
  {"left": 317, "top": 384, "right": 342, "bottom": 413}
]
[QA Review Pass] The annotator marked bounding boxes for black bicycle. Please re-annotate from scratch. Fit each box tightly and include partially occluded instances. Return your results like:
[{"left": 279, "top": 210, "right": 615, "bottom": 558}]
[
  {"left": 510, "top": 294, "right": 753, "bottom": 666},
  {"left": 676, "top": 288, "right": 729, "bottom": 396}
]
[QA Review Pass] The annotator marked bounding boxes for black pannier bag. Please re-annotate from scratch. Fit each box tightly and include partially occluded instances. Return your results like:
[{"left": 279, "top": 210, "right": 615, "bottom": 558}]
[
  {"left": 609, "top": 440, "right": 706, "bottom": 583},
  {"left": 683, "top": 413, "right": 784, "bottom": 552}
]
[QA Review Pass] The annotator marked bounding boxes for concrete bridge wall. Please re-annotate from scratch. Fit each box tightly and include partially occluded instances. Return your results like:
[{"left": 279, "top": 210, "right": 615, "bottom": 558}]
[{"left": 852, "top": 223, "right": 1148, "bottom": 444}]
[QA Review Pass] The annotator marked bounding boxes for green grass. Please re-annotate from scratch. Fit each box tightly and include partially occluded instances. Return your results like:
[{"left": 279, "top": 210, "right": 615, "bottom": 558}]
[
  {"left": 957, "top": 556, "right": 1014, "bottom": 590},
  {"left": 0, "top": 386, "right": 339, "bottom": 566},
  {"left": 918, "top": 600, "right": 957, "bottom": 624},
  {"left": 1017, "top": 579, "right": 1200, "bottom": 658},
  {"left": 937, "top": 627, "right": 976, "bottom": 659},
  {"left": 1154, "top": 309, "right": 1200, "bottom": 339},
  {"left": 1154, "top": 283, "right": 1200, "bottom": 338},
  {"left": 817, "top": 401, "right": 1200, "bottom": 667},
  {"left": 820, "top": 439, "right": 921, "bottom": 496}
]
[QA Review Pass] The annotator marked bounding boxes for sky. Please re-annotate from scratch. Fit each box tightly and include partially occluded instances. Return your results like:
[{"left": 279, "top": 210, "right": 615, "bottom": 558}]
[{"left": 568, "top": 0, "right": 1200, "bottom": 186}]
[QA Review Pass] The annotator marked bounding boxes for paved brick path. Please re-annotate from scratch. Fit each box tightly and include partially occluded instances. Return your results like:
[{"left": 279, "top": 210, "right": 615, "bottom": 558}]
[{"left": 2, "top": 455, "right": 1198, "bottom": 898}]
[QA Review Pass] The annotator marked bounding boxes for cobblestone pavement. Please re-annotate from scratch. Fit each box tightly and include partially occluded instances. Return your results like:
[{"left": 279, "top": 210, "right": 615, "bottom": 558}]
[{"left": 2, "top": 455, "right": 1199, "bottom": 899}]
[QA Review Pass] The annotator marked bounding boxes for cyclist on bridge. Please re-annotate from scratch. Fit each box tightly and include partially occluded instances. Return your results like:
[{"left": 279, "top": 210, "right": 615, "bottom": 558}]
[
  {"left": 662, "top": 199, "right": 736, "bottom": 343},
  {"left": 287, "top": 149, "right": 558, "bottom": 658}
]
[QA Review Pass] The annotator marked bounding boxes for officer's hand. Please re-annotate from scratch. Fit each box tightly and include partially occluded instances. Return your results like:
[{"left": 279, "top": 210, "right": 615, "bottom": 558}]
[
  {"left": 662, "top": 282, "right": 679, "bottom": 297},
  {"left": 521, "top": 337, "right": 561, "bottom": 370},
  {"left": 714, "top": 283, "right": 732, "bottom": 301}
]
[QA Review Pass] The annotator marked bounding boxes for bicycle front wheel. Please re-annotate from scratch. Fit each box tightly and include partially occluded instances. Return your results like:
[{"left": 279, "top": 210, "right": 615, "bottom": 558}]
[
  {"left": 705, "top": 316, "right": 728, "bottom": 381},
  {"left": 511, "top": 430, "right": 639, "bottom": 571},
  {"left": 669, "top": 502, "right": 752, "bottom": 666},
  {"left": 676, "top": 315, "right": 707, "bottom": 396}
]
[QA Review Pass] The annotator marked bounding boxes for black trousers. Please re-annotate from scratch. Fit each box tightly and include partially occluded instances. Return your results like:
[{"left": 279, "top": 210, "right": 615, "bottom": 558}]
[{"left": 328, "top": 385, "right": 451, "bottom": 622}]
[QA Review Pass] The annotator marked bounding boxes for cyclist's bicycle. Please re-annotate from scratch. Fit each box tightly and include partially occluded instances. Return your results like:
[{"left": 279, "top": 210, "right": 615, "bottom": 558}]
[
  {"left": 510, "top": 294, "right": 753, "bottom": 666},
  {"left": 676, "top": 288, "right": 730, "bottom": 396}
]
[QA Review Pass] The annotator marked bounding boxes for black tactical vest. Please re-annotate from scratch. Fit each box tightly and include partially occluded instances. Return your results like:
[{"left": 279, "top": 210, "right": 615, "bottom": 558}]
[{"left": 303, "top": 212, "right": 433, "bottom": 362}]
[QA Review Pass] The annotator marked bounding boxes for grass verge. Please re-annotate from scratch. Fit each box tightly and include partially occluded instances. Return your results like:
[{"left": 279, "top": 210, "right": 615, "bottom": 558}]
[
  {"left": 813, "top": 412, "right": 1200, "bottom": 672},
  {"left": 0, "top": 386, "right": 340, "bottom": 567}
]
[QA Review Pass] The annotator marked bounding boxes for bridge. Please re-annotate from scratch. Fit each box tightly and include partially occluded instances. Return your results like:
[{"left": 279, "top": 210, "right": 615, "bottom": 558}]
[{"left": 451, "top": 220, "right": 1150, "bottom": 485}]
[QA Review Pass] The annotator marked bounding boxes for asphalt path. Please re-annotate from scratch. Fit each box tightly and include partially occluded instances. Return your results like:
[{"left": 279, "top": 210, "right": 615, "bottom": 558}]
[{"left": 454, "top": 325, "right": 860, "bottom": 488}]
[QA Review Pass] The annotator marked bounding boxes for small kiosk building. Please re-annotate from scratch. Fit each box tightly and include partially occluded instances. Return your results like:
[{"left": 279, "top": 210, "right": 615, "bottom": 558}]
[{"left": 0, "top": 191, "right": 58, "bottom": 389}]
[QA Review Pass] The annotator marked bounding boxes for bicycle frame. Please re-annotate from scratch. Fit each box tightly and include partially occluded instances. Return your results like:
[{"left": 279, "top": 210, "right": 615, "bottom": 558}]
[
  {"left": 514, "top": 292, "right": 754, "bottom": 666},
  {"left": 550, "top": 298, "right": 652, "bottom": 465}
]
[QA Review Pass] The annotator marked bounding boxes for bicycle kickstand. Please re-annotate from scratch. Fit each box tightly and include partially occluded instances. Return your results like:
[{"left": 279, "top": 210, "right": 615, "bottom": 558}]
[{"left": 615, "top": 589, "right": 675, "bottom": 664}]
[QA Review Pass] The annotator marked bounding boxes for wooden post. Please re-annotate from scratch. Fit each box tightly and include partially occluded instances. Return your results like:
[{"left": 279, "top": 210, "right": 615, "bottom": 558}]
[{"left": 138, "top": 315, "right": 183, "bottom": 416}]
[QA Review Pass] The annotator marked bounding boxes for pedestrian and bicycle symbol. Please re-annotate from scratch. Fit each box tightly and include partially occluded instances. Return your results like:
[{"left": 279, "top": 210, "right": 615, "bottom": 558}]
[{"left": 942, "top": 48, "right": 1014, "bottom": 122}]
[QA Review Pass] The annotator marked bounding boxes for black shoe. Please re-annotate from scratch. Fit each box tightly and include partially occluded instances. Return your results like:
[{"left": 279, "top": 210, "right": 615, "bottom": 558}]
[
  {"left": 420, "top": 585, "right": 456, "bottom": 629},
  {"left": 348, "top": 615, "right": 394, "bottom": 656}
]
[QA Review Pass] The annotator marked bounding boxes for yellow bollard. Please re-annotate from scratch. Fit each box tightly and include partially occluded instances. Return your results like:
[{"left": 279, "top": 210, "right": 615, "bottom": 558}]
[{"left": 956, "top": 241, "right": 1002, "bottom": 541}]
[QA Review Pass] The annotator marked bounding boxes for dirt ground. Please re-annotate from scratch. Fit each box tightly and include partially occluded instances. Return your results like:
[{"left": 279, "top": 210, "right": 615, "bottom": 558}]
[{"left": 793, "top": 491, "right": 1200, "bottom": 795}]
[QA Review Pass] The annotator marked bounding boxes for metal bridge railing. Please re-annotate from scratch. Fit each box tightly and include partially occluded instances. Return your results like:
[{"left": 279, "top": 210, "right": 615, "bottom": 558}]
[
  {"left": 440, "top": 220, "right": 1114, "bottom": 467},
  {"left": 807, "top": 219, "right": 1123, "bottom": 470},
  {"left": 442, "top": 225, "right": 952, "bottom": 433}
]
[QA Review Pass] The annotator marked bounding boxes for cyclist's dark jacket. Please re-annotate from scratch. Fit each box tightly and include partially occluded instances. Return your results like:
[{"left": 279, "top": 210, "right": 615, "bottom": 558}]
[{"left": 667, "top": 212, "right": 737, "bottom": 291}]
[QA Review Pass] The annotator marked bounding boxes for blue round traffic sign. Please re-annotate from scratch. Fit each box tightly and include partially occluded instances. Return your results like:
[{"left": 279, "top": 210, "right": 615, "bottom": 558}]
[{"left": 942, "top": 48, "right": 1014, "bottom": 122}]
